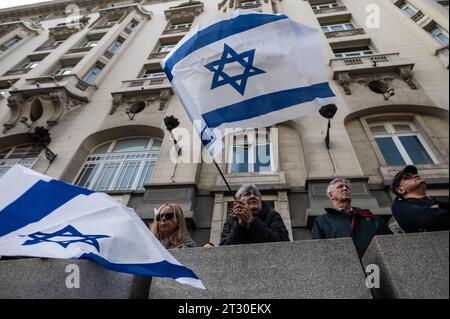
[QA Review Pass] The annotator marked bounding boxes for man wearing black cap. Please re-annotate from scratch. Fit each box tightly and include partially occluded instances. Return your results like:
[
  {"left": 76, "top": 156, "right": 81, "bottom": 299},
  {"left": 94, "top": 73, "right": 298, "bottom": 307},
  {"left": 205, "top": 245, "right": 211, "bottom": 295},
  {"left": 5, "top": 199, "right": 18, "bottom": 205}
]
[{"left": 391, "top": 165, "right": 449, "bottom": 233}]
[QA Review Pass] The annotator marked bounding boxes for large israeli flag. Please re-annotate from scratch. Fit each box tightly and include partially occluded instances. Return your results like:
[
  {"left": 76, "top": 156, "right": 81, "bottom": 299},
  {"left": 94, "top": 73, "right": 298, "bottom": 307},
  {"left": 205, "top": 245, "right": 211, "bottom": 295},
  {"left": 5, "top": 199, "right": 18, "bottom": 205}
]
[
  {"left": 162, "top": 9, "right": 337, "bottom": 158},
  {"left": 0, "top": 165, "right": 204, "bottom": 289}
]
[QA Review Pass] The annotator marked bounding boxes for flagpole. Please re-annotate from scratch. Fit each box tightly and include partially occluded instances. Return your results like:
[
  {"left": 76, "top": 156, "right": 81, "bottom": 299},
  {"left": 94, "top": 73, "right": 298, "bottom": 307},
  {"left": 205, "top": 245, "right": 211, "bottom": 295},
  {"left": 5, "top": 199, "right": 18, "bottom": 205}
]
[{"left": 212, "top": 158, "right": 236, "bottom": 200}]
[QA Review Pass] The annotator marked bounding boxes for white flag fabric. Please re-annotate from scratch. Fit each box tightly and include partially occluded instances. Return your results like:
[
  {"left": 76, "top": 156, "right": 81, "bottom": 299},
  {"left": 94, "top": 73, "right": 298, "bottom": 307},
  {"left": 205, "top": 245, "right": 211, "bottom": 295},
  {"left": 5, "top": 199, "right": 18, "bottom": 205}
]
[
  {"left": 0, "top": 165, "right": 205, "bottom": 289},
  {"left": 162, "top": 9, "right": 337, "bottom": 159}
]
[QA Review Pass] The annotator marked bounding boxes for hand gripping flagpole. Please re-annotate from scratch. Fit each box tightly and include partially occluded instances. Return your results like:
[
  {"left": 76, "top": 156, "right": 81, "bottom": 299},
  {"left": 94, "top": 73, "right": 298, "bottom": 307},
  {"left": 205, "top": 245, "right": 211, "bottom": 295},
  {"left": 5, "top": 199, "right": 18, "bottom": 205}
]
[{"left": 163, "top": 115, "right": 236, "bottom": 200}]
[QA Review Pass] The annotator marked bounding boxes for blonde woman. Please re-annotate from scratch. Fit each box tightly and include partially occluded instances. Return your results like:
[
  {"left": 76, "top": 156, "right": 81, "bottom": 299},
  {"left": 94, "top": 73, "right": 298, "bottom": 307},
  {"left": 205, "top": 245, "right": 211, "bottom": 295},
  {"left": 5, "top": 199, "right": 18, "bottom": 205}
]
[{"left": 151, "top": 203, "right": 196, "bottom": 249}]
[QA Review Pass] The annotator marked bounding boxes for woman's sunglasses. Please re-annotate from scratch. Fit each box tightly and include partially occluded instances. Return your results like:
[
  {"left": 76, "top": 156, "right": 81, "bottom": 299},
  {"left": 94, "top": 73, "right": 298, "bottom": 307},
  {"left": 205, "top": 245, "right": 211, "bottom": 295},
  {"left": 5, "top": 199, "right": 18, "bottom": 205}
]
[{"left": 156, "top": 212, "right": 175, "bottom": 221}]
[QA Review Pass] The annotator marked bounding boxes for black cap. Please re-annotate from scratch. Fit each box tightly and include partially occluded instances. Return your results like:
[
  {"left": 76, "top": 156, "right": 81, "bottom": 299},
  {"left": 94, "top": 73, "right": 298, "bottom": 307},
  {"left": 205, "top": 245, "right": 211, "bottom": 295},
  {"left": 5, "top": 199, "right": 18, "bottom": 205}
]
[{"left": 391, "top": 165, "right": 418, "bottom": 197}]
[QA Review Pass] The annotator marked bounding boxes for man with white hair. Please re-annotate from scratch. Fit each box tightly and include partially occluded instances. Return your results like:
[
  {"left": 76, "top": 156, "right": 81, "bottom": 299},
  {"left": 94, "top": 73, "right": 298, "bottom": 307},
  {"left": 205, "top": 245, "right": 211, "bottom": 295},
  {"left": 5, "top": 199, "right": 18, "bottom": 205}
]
[
  {"left": 220, "top": 184, "right": 290, "bottom": 245},
  {"left": 312, "top": 178, "right": 388, "bottom": 258}
]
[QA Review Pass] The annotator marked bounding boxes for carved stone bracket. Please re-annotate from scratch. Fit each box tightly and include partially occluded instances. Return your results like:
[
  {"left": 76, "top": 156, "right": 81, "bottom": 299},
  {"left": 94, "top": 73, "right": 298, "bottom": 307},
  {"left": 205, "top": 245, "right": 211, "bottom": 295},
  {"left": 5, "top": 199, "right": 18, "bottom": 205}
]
[
  {"left": 110, "top": 95, "right": 123, "bottom": 115},
  {"left": 159, "top": 89, "right": 172, "bottom": 110},
  {"left": 399, "top": 67, "right": 417, "bottom": 90},
  {"left": 336, "top": 72, "right": 352, "bottom": 95},
  {"left": 3, "top": 93, "right": 26, "bottom": 133}
]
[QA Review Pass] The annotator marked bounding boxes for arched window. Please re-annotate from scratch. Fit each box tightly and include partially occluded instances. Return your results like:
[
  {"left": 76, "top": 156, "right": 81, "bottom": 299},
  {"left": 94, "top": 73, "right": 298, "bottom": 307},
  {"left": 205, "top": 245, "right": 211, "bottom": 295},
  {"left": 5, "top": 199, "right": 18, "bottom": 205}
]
[
  {"left": 74, "top": 137, "right": 161, "bottom": 191},
  {"left": 369, "top": 121, "right": 438, "bottom": 166},
  {"left": 0, "top": 144, "right": 43, "bottom": 176}
]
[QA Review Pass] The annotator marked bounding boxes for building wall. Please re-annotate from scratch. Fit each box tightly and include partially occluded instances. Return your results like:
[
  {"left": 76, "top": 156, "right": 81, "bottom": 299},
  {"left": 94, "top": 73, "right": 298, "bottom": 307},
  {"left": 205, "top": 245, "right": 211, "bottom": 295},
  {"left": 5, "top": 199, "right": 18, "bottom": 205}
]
[{"left": 0, "top": 0, "right": 448, "bottom": 244}]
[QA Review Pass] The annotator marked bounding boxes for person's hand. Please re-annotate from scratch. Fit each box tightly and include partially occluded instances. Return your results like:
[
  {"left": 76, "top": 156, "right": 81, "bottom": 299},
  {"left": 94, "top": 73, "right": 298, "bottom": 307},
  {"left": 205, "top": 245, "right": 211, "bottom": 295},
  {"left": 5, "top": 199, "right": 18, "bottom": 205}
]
[
  {"left": 232, "top": 200, "right": 253, "bottom": 225},
  {"left": 431, "top": 204, "right": 440, "bottom": 208}
]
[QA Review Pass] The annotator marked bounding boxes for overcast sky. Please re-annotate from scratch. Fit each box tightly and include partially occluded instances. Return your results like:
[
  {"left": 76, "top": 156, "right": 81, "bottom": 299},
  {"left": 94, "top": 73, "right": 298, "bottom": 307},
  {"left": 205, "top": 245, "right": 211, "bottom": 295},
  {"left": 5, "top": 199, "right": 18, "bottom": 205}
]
[{"left": 0, "top": 0, "right": 52, "bottom": 10}]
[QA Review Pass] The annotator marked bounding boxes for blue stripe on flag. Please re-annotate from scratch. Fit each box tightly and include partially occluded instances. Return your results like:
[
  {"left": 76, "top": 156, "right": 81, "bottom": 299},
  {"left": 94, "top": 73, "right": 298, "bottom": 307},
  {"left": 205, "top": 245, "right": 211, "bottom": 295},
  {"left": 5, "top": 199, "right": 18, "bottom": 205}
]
[
  {"left": 80, "top": 253, "right": 199, "bottom": 280},
  {"left": 164, "top": 13, "right": 288, "bottom": 81},
  {"left": 0, "top": 180, "right": 93, "bottom": 237},
  {"left": 202, "top": 82, "right": 335, "bottom": 128}
]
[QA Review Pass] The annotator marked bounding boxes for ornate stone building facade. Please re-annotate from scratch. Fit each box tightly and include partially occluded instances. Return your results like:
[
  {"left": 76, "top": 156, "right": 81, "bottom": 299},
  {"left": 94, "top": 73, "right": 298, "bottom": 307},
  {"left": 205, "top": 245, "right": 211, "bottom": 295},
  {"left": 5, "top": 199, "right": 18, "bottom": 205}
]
[{"left": 0, "top": 0, "right": 448, "bottom": 245}]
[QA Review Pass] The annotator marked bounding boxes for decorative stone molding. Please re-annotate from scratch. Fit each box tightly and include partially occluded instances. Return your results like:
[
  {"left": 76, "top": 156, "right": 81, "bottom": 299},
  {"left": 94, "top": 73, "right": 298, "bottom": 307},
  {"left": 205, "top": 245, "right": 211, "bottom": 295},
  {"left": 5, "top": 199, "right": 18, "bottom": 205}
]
[
  {"left": 109, "top": 93, "right": 163, "bottom": 116},
  {"left": 0, "top": 19, "right": 42, "bottom": 38}
]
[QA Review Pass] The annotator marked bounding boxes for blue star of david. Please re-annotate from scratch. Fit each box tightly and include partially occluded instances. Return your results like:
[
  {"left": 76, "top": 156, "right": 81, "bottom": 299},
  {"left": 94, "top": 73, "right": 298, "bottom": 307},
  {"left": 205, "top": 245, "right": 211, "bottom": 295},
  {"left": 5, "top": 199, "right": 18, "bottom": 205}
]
[
  {"left": 204, "top": 43, "right": 266, "bottom": 95},
  {"left": 21, "top": 225, "right": 110, "bottom": 253}
]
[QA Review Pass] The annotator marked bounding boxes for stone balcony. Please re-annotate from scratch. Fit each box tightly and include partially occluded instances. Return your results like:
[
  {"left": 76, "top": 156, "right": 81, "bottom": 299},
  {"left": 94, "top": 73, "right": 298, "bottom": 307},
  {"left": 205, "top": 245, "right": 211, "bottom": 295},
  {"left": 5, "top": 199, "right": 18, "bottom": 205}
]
[
  {"left": 324, "top": 28, "right": 366, "bottom": 39},
  {"left": 164, "top": 1, "right": 204, "bottom": 21},
  {"left": 34, "top": 43, "right": 61, "bottom": 52},
  {"left": 110, "top": 76, "right": 173, "bottom": 114},
  {"left": 161, "top": 27, "right": 191, "bottom": 36},
  {"left": 147, "top": 51, "right": 169, "bottom": 60},
  {"left": 2, "top": 67, "right": 33, "bottom": 77},
  {"left": 329, "top": 52, "right": 416, "bottom": 94},
  {"left": 237, "top": 2, "right": 263, "bottom": 11},
  {"left": 313, "top": 5, "right": 347, "bottom": 15},
  {"left": 19, "top": 74, "right": 96, "bottom": 102},
  {"left": 48, "top": 19, "right": 89, "bottom": 39},
  {"left": 116, "top": 76, "right": 171, "bottom": 95}
]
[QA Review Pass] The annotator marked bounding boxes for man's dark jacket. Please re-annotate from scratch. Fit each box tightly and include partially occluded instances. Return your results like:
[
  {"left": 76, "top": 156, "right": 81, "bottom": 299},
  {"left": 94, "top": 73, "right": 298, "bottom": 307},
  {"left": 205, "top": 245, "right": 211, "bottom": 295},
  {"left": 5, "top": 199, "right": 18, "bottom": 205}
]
[
  {"left": 312, "top": 207, "right": 389, "bottom": 258},
  {"left": 392, "top": 197, "right": 449, "bottom": 233},
  {"left": 220, "top": 203, "right": 290, "bottom": 245}
]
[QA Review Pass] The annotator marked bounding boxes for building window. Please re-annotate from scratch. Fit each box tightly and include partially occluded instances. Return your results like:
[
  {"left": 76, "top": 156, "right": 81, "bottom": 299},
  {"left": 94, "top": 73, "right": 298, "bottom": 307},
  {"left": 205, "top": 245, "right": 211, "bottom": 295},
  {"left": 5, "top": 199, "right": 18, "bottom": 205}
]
[
  {"left": 312, "top": 2, "right": 338, "bottom": 11},
  {"left": 157, "top": 44, "right": 176, "bottom": 53},
  {"left": 399, "top": 2, "right": 419, "bottom": 17},
  {"left": 54, "top": 64, "right": 76, "bottom": 75},
  {"left": 21, "top": 60, "right": 40, "bottom": 69},
  {"left": 4, "top": 36, "right": 22, "bottom": 48},
  {"left": 0, "top": 144, "right": 43, "bottom": 177},
  {"left": 370, "top": 122, "right": 437, "bottom": 166},
  {"left": 104, "top": 19, "right": 119, "bottom": 27},
  {"left": 228, "top": 130, "right": 273, "bottom": 173},
  {"left": 321, "top": 22, "right": 354, "bottom": 33},
  {"left": 430, "top": 25, "right": 449, "bottom": 45},
  {"left": 126, "top": 22, "right": 137, "bottom": 33},
  {"left": 108, "top": 38, "right": 123, "bottom": 54},
  {"left": 166, "top": 22, "right": 192, "bottom": 31},
  {"left": 333, "top": 46, "right": 374, "bottom": 58},
  {"left": 81, "top": 40, "right": 98, "bottom": 48},
  {"left": 84, "top": 64, "right": 103, "bottom": 83},
  {"left": 74, "top": 137, "right": 162, "bottom": 192},
  {"left": 142, "top": 70, "right": 166, "bottom": 79}
]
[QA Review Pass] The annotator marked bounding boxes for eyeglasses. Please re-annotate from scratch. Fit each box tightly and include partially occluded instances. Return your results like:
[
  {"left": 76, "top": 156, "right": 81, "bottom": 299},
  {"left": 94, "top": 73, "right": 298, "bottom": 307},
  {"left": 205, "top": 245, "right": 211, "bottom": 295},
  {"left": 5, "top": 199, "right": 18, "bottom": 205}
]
[{"left": 156, "top": 212, "right": 175, "bottom": 221}]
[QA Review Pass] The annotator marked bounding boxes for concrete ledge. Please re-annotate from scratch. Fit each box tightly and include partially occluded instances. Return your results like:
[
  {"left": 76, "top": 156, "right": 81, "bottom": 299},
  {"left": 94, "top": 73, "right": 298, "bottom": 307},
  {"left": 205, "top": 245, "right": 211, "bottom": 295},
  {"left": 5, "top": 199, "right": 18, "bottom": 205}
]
[
  {"left": 362, "top": 231, "right": 449, "bottom": 299},
  {"left": 0, "top": 258, "right": 151, "bottom": 299},
  {"left": 149, "top": 239, "right": 372, "bottom": 299}
]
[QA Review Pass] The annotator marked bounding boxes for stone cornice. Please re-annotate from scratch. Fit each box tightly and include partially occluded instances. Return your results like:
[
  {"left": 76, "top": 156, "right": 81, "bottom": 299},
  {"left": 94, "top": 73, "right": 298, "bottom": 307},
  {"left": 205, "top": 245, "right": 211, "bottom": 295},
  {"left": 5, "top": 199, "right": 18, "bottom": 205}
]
[
  {"left": 0, "top": 19, "right": 43, "bottom": 35},
  {"left": 0, "top": 0, "right": 164, "bottom": 23}
]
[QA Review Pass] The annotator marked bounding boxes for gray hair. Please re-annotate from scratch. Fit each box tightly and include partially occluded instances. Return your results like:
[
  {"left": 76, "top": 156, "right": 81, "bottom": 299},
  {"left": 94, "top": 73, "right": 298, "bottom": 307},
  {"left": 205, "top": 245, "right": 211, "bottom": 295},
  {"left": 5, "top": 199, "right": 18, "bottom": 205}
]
[
  {"left": 235, "top": 184, "right": 261, "bottom": 199},
  {"left": 326, "top": 178, "right": 350, "bottom": 195}
]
